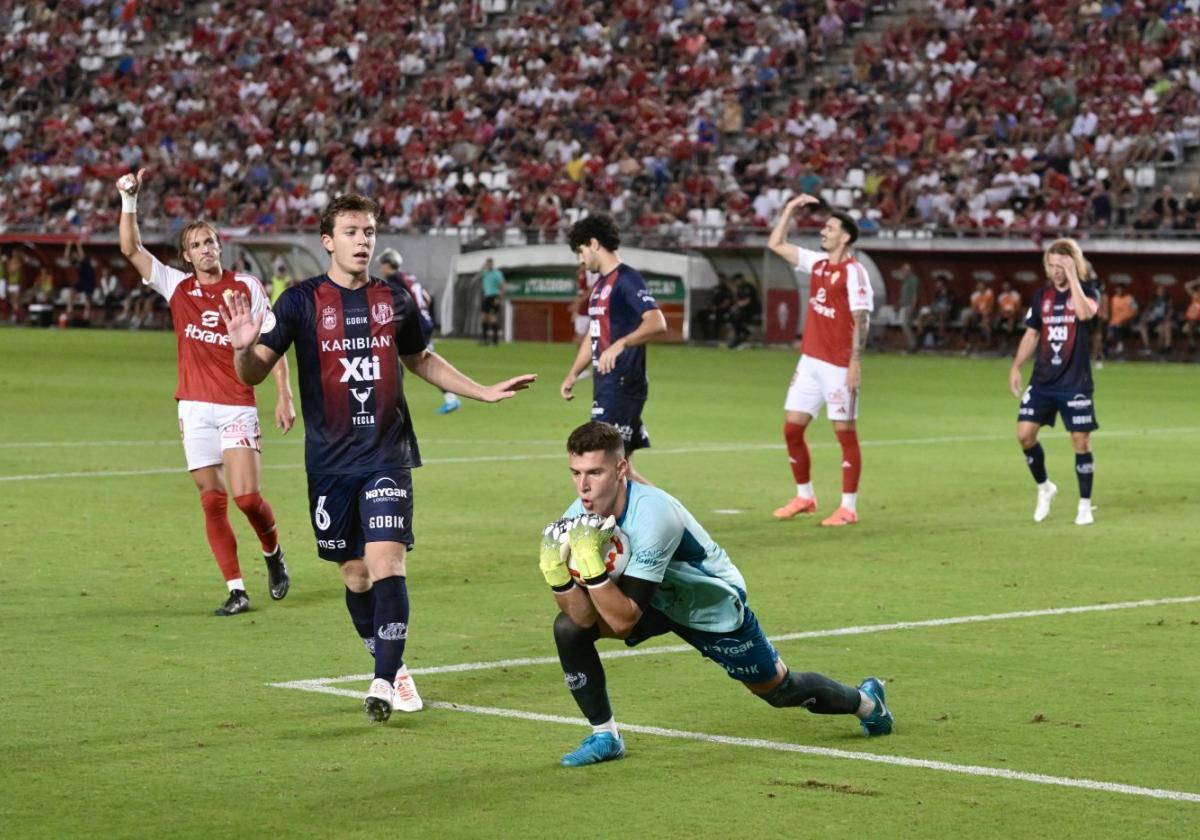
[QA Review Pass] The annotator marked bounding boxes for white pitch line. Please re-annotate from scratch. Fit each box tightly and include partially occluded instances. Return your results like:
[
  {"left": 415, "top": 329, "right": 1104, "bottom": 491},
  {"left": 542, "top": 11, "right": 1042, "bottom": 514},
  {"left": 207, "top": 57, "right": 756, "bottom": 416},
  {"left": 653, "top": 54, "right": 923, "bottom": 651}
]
[
  {"left": 3, "top": 427, "right": 1198, "bottom": 483},
  {"left": 267, "top": 684, "right": 1200, "bottom": 804},
  {"left": 269, "top": 594, "right": 1200, "bottom": 683}
]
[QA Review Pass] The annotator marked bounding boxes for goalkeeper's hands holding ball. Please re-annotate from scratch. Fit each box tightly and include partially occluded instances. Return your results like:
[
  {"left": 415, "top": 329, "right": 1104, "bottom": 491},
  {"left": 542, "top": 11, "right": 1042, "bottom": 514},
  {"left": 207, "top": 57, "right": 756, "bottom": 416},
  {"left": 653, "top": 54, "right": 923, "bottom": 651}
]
[
  {"left": 539, "top": 519, "right": 574, "bottom": 591},
  {"left": 568, "top": 514, "right": 615, "bottom": 586}
]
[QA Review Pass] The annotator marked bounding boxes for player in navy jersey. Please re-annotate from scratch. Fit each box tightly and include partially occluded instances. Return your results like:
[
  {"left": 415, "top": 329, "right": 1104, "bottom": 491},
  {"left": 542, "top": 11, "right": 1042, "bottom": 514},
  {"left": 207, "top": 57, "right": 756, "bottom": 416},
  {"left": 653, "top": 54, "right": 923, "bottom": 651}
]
[
  {"left": 1008, "top": 238, "right": 1100, "bottom": 525},
  {"left": 559, "top": 214, "right": 667, "bottom": 484},
  {"left": 222, "top": 194, "right": 536, "bottom": 722}
]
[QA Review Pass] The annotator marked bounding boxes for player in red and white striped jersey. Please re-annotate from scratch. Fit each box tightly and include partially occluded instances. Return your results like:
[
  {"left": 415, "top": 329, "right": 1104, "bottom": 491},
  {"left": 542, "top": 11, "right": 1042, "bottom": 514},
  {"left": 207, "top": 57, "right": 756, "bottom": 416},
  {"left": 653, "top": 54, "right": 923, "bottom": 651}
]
[
  {"left": 117, "top": 168, "right": 294, "bottom": 616},
  {"left": 768, "top": 194, "right": 874, "bottom": 527}
]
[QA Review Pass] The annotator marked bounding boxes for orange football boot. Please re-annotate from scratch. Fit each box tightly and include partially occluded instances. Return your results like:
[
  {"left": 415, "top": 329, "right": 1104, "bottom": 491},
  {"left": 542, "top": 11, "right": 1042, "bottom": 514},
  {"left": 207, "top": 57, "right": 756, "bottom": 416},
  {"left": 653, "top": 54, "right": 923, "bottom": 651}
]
[
  {"left": 773, "top": 496, "right": 818, "bottom": 519},
  {"left": 820, "top": 507, "right": 859, "bottom": 527}
]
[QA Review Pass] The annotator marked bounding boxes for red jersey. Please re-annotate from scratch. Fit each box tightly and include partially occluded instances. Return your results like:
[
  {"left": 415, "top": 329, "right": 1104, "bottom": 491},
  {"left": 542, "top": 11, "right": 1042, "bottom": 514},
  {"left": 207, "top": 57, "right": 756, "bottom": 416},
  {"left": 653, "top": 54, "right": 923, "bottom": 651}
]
[
  {"left": 794, "top": 247, "right": 874, "bottom": 368},
  {"left": 145, "top": 256, "right": 271, "bottom": 407}
]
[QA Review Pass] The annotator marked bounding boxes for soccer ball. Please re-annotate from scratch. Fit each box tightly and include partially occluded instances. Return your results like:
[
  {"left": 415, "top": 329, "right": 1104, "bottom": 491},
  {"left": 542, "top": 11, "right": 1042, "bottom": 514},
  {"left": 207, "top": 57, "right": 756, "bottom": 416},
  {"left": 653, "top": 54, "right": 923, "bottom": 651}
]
[{"left": 566, "top": 524, "right": 630, "bottom": 583}]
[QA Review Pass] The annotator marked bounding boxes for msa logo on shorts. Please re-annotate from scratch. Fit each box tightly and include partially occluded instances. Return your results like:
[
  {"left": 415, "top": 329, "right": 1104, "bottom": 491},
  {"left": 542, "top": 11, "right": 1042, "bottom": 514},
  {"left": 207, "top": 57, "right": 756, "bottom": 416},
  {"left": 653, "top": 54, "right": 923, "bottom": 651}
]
[
  {"left": 364, "top": 476, "right": 408, "bottom": 501},
  {"left": 705, "top": 638, "right": 756, "bottom": 657},
  {"left": 317, "top": 538, "right": 347, "bottom": 550}
]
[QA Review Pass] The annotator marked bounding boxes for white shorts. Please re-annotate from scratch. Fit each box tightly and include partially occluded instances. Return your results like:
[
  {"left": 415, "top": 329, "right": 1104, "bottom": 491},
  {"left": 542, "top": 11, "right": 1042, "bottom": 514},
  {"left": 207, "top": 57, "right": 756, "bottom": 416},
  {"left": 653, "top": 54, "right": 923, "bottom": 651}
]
[
  {"left": 178, "top": 400, "right": 262, "bottom": 471},
  {"left": 574, "top": 314, "right": 590, "bottom": 336},
  {"left": 784, "top": 355, "right": 859, "bottom": 421}
]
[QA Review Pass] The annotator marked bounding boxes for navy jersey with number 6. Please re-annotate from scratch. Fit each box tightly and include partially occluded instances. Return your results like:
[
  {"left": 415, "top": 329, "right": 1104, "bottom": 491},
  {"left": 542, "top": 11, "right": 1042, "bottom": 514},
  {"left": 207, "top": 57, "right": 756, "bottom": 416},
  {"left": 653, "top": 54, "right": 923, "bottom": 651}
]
[
  {"left": 1024, "top": 282, "right": 1100, "bottom": 391},
  {"left": 259, "top": 274, "right": 428, "bottom": 474},
  {"left": 589, "top": 264, "right": 660, "bottom": 401}
]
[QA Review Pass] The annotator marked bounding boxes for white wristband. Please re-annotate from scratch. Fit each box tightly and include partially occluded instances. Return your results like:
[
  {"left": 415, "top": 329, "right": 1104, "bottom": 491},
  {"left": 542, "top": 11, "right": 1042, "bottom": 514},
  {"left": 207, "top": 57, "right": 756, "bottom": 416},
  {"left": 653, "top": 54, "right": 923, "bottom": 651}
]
[{"left": 121, "top": 192, "right": 137, "bottom": 213}]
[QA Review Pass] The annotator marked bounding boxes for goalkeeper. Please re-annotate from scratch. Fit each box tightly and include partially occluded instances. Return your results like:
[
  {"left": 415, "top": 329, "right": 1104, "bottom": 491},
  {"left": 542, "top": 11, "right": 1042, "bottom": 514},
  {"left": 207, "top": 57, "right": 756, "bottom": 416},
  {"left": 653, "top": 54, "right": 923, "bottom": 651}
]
[{"left": 540, "top": 422, "right": 894, "bottom": 768}]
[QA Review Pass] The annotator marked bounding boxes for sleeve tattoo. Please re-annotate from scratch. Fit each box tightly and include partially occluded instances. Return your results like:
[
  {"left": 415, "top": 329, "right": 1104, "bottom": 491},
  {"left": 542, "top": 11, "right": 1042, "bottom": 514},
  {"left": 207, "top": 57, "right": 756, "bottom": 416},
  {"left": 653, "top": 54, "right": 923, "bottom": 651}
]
[{"left": 851, "top": 310, "right": 870, "bottom": 361}]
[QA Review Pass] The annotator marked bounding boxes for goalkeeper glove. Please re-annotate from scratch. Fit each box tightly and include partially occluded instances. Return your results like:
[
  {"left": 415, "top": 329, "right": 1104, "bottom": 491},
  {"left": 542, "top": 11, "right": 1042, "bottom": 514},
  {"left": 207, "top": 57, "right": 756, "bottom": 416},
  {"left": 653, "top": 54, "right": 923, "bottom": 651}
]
[
  {"left": 539, "top": 519, "right": 573, "bottom": 591},
  {"left": 567, "top": 513, "right": 616, "bottom": 586}
]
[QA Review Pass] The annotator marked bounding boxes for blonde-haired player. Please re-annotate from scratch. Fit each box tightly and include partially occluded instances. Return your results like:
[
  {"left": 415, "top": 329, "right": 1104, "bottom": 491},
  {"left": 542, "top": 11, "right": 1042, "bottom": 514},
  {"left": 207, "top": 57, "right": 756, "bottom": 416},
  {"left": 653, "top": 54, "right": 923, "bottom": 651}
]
[
  {"left": 117, "top": 168, "right": 295, "bottom": 614},
  {"left": 1008, "top": 238, "right": 1101, "bottom": 525}
]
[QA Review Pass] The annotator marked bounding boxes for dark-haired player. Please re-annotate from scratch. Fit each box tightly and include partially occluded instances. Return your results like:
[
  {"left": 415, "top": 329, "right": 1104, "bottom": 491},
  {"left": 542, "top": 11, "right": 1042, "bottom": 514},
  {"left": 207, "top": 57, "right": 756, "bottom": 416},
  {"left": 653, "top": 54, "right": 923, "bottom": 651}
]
[
  {"left": 539, "top": 422, "right": 893, "bottom": 767},
  {"left": 117, "top": 168, "right": 294, "bottom": 616},
  {"left": 559, "top": 214, "right": 667, "bottom": 485},
  {"left": 767, "top": 194, "right": 874, "bottom": 527},
  {"left": 1008, "top": 238, "right": 1100, "bottom": 525},
  {"left": 223, "top": 194, "right": 536, "bottom": 721}
]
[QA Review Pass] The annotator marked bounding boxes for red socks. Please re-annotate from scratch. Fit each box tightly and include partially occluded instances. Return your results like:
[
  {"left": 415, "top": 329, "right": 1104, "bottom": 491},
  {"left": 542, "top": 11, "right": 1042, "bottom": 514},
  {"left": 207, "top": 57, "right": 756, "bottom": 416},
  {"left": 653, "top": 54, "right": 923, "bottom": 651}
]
[
  {"left": 835, "top": 429, "right": 862, "bottom": 493},
  {"left": 784, "top": 422, "right": 811, "bottom": 484},
  {"left": 200, "top": 490, "right": 241, "bottom": 582},
  {"left": 234, "top": 492, "right": 279, "bottom": 553}
]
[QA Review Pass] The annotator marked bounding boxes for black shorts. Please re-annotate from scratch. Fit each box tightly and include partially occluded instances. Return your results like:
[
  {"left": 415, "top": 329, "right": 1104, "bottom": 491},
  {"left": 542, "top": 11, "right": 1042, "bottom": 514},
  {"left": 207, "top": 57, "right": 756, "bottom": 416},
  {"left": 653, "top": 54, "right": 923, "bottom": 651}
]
[
  {"left": 1017, "top": 386, "right": 1099, "bottom": 432},
  {"left": 481, "top": 295, "right": 500, "bottom": 315},
  {"left": 307, "top": 468, "right": 415, "bottom": 562},
  {"left": 591, "top": 395, "right": 651, "bottom": 452}
]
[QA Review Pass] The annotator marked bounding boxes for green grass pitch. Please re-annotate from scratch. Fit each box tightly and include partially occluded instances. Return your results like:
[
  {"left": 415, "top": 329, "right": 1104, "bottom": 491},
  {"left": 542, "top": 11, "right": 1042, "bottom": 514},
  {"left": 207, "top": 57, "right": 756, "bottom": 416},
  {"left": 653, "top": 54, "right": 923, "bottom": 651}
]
[{"left": 1, "top": 328, "right": 1198, "bottom": 838}]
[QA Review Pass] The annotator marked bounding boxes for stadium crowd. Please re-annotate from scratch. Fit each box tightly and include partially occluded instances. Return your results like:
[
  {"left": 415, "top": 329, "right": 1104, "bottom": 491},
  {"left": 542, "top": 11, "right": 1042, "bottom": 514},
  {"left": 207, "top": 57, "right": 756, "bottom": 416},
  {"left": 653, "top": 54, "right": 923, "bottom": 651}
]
[{"left": 5, "top": 1, "right": 1200, "bottom": 244}]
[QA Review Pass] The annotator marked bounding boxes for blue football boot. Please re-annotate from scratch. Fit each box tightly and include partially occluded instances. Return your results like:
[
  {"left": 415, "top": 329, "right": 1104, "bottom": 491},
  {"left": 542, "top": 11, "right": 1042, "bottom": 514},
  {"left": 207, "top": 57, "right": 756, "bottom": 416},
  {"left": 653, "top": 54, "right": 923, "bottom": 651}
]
[
  {"left": 857, "top": 677, "right": 894, "bottom": 736},
  {"left": 560, "top": 732, "right": 626, "bottom": 767}
]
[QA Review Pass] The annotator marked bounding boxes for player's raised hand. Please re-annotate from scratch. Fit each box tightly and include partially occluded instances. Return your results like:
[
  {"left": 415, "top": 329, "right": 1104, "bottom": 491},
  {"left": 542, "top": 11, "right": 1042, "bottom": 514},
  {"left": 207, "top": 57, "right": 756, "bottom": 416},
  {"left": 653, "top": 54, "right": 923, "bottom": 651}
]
[
  {"left": 116, "top": 168, "right": 148, "bottom": 197},
  {"left": 784, "top": 194, "right": 819, "bottom": 213},
  {"left": 539, "top": 519, "right": 573, "bottom": 590},
  {"left": 478, "top": 373, "right": 537, "bottom": 403},
  {"left": 219, "top": 289, "right": 264, "bottom": 352}
]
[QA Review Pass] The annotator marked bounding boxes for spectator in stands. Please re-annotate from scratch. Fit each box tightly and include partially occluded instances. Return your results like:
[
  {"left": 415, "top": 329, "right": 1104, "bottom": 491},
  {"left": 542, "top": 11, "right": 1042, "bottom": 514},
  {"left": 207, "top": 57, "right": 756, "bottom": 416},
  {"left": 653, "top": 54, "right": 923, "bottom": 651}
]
[
  {"left": 1137, "top": 284, "right": 1175, "bottom": 355},
  {"left": 995, "top": 281, "right": 1024, "bottom": 351},
  {"left": 694, "top": 274, "right": 735, "bottom": 342},
  {"left": 96, "top": 267, "right": 125, "bottom": 323},
  {"left": 896, "top": 262, "right": 920, "bottom": 352},
  {"left": 915, "top": 276, "right": 955, "bottom": 350},
  {"left": 728, "top": 273, "right": 761, "bottom": 349},
  {"left": 963, "top": 279, "right": 995, "bottom": 353},
  {"left": 1182, "top": 277, "right": 1200, "bottom": 356},
  {"left": 1106, "top": 280, "right": 1139, "bottom": 356},
  {"left": 65, "top": 240, "right": 96, "bottom": 324}
]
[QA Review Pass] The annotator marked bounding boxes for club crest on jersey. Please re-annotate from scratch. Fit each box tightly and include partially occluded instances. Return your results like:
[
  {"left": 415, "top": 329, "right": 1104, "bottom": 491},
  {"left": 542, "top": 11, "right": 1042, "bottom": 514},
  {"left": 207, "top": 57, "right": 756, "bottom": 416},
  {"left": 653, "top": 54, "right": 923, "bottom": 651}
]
[
  {"left": 321, "top": 306, "right": 338, "bottom": 331},
  {"left": 371, "top": 301, "right": 393, "bottom": 325},
  {"left": 600, "top": 284, "right": 612, "bottom": 301}
]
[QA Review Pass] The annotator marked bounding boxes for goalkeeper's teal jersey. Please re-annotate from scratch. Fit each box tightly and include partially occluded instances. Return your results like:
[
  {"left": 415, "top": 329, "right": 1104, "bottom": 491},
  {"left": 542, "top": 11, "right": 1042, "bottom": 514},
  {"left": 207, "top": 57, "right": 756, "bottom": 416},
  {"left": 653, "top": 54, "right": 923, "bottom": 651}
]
[{"left": 563, "top": 481, "right": 748, "bottom": 633}]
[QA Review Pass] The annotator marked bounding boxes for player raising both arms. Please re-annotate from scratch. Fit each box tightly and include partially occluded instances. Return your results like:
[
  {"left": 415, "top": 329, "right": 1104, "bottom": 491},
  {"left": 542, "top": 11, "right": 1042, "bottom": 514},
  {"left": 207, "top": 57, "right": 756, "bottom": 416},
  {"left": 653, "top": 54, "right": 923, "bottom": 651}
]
[
  {"left": 768, "top": 195, "right": 873, "bottom": 527},
  {"left": 116, "top": 168, "right": 294, "bottom": 616},
  {"left": 223, "top": 194, "right": 536, "bottom": 723},
  {"left": 559, "top": 214, "right": 667, "bottom": 485},
  {"left": 1009, "top": 239, "right": 1101, "bottom": 525},
  {"left": 539, "top": 422, "right": 893, "bottom": 767}
]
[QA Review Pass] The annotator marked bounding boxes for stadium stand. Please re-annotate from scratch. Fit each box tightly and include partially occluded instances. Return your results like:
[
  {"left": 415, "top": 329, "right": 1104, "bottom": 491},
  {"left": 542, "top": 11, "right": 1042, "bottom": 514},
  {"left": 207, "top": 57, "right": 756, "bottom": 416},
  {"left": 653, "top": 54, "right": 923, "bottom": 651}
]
[{"left": 7, "top": 1, "right": 1200, "bottom": 244}]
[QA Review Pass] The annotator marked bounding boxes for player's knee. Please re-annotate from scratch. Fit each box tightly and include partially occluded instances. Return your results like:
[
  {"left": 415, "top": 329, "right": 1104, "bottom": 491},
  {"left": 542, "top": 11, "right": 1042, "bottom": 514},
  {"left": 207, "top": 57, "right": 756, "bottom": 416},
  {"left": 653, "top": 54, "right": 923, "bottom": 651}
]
[
  {"left": 199, "top": 489, "right": 228, "bottom": 515},
  {"left": 1017, "top": 428, "right": 1038, "bottom": 449},
  {"left": 233, "top": 491, "right": 263, "bottom": 515},
  {"left": 553, "top": 611, "right": 599, "bottom": 652}
]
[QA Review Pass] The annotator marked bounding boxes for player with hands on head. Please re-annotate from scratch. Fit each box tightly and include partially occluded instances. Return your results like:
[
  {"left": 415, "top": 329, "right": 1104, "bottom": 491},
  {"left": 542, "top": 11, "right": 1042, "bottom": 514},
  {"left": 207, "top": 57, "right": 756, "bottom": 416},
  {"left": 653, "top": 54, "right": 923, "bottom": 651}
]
[
  {"left": 222, "top": 193, "right": 536, "bottom": 723},
  {"left": 1009, "top": 238, "right": 1101, "bottom": 525},
  {"left": 116, "top": 168, "right": 294, "bottom": 617},
  {"left": 541, "top": 421, "right": 893, "bottom": 768},
  {"left": 768, "top": 193, "right": 874, "bottom": 527}
]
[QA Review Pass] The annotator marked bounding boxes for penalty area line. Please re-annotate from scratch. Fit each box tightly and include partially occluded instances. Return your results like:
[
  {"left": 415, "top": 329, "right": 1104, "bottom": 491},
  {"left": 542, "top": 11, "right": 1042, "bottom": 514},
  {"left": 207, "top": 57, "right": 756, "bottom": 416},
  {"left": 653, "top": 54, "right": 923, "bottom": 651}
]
[{"left": 267, "top": 682, "right": 1200, "bottom": 804}]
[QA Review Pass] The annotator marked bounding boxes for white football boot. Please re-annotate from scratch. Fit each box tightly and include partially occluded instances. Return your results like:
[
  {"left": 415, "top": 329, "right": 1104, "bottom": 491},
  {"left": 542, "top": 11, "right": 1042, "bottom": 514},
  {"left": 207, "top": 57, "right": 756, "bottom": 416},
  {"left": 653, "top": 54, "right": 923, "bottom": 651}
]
[
  {"left": 1075, "top": 499, "right": 1094, "bottom": 526},
  {"left": 364, "top": 678, "right": 393, "bottom": 722},
  {"left": 1033, "top": 481, "right": 1057, "bottom": 523},
  {"left": 392, "top": 666, "right": 424, "bottom": 713}
]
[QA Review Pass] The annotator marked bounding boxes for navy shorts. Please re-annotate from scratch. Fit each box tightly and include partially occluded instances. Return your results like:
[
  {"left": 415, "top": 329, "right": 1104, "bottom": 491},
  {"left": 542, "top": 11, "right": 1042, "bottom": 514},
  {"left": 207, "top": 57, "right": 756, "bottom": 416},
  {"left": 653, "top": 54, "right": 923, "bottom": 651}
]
[
  {"left": 306, "top": 468, "right": 414, "bottom": 562},
  {"left": 591, "top": 395, "right": 651, "bottom": 453},
  {"left": 1017, "top": 386, "right": 1099, "bottom": 432},
  {"left": 625, "top": 602, "right": 780, "bottom": 683}
]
